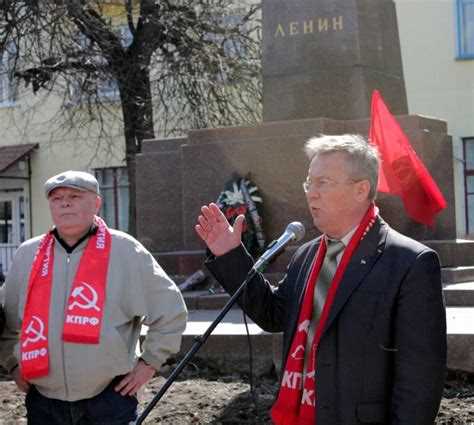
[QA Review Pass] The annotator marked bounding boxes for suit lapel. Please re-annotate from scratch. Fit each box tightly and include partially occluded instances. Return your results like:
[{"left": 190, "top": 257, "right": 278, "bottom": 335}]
[
  {"left": 295, "top": 239, "right": 321, "bottom": 307},
  {"left": 323, "top": 217, "right": 388, "bottom": 334},
  {"left": 285, "top": 239, "right": 321, "bottom": 347}
]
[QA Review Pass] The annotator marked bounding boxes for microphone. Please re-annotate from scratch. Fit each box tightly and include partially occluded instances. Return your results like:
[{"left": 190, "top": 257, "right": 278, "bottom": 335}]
[{"left": 252, "top": 222, "right": 305, "bottom": 272}]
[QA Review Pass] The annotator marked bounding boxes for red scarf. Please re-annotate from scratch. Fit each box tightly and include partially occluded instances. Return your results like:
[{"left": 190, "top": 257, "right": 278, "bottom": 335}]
[
  {"left": 20, "top": 216, "right": 111, "bottom": 380},
  {"left": 271, "top": 204, "right": 377, "bottom": 425}
]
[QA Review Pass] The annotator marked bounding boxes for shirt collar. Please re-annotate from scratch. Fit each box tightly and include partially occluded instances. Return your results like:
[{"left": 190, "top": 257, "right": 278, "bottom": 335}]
[
  {"left": 53, "top": 223, "right": 98, "bottom": 254},
  {"left": 327, "top": 225, "right": 358, "bottom": 248}
]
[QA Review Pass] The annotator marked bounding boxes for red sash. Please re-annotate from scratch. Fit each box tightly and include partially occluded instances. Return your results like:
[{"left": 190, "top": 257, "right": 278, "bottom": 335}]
[
  {"left": 20, "top": 216, "right": 111, "bottom": 380},
  {"left": 271, "top": 204, "right": 377, "bottom": 425}
]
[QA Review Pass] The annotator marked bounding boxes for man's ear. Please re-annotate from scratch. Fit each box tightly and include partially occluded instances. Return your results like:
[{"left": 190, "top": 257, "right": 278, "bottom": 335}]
[
  {"left": 355, "top": 180, "right": 371, "bottom": 202},
  {"left": 95, "top": 195, "right": 102, "bottom": 213}
]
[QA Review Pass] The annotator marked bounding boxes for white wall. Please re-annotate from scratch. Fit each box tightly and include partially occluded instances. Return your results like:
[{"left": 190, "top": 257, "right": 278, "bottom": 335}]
[
  {"left": 395, "top": 0, "right": 474, "bottom": 236},
  {"left": 0, "top": 90, "right": 126, "bottom": 236}
]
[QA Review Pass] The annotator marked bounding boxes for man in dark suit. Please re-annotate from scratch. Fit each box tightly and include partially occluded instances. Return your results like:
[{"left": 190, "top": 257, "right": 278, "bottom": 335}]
[{"left": 195, "top": 134, "right": 446, "bottom": 425}]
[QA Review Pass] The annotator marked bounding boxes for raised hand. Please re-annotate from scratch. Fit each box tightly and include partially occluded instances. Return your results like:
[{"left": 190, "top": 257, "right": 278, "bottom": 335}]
[{"left": 195, "top": 203, "right": 245, "bottom": 256}]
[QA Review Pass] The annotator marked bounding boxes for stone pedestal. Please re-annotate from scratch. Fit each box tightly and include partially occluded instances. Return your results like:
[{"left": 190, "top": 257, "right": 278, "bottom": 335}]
[
  {"left": 136, "top": 116, "right": 455, "bottom": 261},
  {"left": 262, "top": 0, "right": 408, "bottom": 122}
]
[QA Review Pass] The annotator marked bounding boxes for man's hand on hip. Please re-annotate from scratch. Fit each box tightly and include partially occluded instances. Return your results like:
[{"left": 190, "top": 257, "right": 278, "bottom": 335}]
[{"left": 114, "top": 359, "right": 156, "bottom": 396}]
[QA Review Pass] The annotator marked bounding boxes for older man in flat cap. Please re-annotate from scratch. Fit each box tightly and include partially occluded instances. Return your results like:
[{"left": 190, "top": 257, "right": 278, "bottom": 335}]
[{"left": 0, "top": 170, "right": 187, "bottom": 425}]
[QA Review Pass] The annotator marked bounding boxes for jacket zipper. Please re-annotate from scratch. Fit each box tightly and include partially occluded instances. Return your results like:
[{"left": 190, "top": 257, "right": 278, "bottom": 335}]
[{"left": 61, "top": 254, "right": 71, "bottom": 399}]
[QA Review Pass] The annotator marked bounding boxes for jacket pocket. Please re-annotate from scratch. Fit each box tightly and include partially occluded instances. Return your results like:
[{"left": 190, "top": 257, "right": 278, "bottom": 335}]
[{"left": 356, "top": 401, "right": 386, "bottom": 424}]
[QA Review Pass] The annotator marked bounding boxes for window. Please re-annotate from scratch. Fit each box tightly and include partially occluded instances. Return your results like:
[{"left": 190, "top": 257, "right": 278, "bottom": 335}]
[
  {"left": 0, "top": 42, "right": 16, "bottom": 106},
  {"left": 0, "top": 191, "right": 28, "bottom": 274},
  {"left": 208, "top": 8, "right": 249, "bottom": 58},
  {"left": 96, "top": 75, "right": 120, "bottom": 101},
  {"left": 0, "top": 200, "right": 12, "bottom": 244},
  {"left": 0, "top": 193, "right": 26, "bottom": 245},
  {"left": 463, "top": 138, "right": 474, "bottom": 233},
  {"left": 69, "top": 26, "right": 133, "bottom": 103},
  {"left": 96, "top": 27, "right": 133, "bottom": 100},
  {"left": 95, "top": 167, "right": 129, "bottom": 231},
  {"left": 19, "top": 195, "right": 26, "bottom": 241},
  {"left": 456, "top": 0, "right": 474, "bottom": 59}
]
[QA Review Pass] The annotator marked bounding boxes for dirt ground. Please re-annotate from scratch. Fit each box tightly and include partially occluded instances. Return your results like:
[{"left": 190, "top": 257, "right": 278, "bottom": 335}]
[{"left": 0, "top": 365, "right": 472, "bottom": 424}]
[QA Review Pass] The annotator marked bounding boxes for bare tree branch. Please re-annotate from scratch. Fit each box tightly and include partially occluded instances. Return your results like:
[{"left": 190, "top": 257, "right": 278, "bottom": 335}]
[{"left": 0, "top": 0, "right": 262, "bottom": 234}]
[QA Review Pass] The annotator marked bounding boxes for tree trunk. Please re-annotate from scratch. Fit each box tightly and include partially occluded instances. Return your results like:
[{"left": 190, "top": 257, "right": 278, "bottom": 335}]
[{"left": 119, "top": 68, "right": 155, "bottom": 237}]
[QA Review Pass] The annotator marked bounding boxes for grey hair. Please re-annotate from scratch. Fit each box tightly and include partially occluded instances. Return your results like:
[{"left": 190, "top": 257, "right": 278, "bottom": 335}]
[{"left": 304, "top": 134, "right": 380, "bottom": 201}]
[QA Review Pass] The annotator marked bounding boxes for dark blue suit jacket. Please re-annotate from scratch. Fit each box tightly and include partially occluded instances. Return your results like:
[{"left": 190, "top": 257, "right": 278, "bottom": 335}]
[{"left": 206, "top": 216, "right": 447, "bottom": 425}]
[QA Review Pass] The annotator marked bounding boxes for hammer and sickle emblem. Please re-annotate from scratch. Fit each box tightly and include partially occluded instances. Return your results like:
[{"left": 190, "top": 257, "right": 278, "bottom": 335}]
[
  {"left": 68, "top": 282, "right": 100, "bottom": 312},
  {"left": 22, "top": 316, "right": 47, "bottom": 347},
  {"left": 291, "top": 344, "right": 305, "bottom": 360},
  {"left": 298, "top": 320, "right": 310, "bottom": 334}
]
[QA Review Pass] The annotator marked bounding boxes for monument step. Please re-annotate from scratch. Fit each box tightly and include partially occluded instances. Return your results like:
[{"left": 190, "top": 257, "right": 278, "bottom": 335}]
[
  {"left": 425, "top": 240, "right": 474, "bottom": 268},
  {"left": 179, "top": 309, "right": 274, "bottom": 375},
  {"left": 155, "top": 250, "right": 207, "bottom": 277},
  {"left": 443, "top": 282, "right": 474, "bottom": 307},
  {"left": 156, "top": 241, "right": 474, "bottom": 279},
  {"left": 442, "top": 266, "right": 474, "bottom": 284},
  {"left": 181, "top": 274, "right": 285, "bottom": 310},
  {"left": 141, "top": 307, "right": 474, "bottom": 375},
  {"left": 446, "top": 307, "right": 474, "bottom": 373},
  {"left": 183, "top": 290, "right": 237, "bottom": 311},
  {"left": 154, "top": 248, "right": 299, "bottom": 276},
  {"left": 441, "top": 266, "right": 474, "bottom": 285},
  {"left": 179, "top": 275, "right": 474, "bottom": 311},
  {"left": 172, "top": 264, "right": 474, "bottom": 289}
]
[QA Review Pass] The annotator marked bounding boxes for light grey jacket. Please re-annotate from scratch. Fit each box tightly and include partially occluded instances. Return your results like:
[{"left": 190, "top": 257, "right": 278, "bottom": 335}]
[{"left": 1, "top": 229, "right": 187, "bottom": 401}]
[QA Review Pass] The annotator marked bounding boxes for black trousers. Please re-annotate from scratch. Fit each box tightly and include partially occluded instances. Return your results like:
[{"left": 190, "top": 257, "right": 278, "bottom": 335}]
[{"left": 25, "top": 378, "right": 138, "bottom": 425}]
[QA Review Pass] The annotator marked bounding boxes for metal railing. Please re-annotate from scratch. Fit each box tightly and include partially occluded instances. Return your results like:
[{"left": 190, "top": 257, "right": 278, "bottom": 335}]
[{"left": 0, "top": 244, "right": 18, "bottom": 276}]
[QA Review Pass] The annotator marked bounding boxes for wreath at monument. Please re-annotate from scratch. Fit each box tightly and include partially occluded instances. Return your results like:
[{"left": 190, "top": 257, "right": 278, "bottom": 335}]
[{"left": 216, "top": 173, "right": 266, "bottom": 257}]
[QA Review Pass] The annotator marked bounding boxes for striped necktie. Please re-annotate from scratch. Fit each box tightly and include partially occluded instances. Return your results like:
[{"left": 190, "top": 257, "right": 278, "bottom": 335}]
[{"left": 304, "top": 239, "right": 345, "bottom": 370}]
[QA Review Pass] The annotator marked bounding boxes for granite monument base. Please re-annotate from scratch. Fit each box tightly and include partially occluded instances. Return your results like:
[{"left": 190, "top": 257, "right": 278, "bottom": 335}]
[{"left": 137, "top": 115, "right": 455, "bottom": 266}]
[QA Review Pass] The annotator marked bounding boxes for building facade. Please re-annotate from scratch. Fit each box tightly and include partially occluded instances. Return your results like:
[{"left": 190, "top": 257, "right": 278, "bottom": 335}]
[
  {"left": 396, "top": 0, "right": 474, "bottom": 236},
  {"left": 0, "top": 0, "right": 474, "bottom": 273}
]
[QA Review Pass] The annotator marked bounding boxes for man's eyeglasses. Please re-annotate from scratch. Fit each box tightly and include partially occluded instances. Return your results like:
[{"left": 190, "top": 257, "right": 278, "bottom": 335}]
[{"left": 302, "top": 177, "right": 361, "bottom": 193}]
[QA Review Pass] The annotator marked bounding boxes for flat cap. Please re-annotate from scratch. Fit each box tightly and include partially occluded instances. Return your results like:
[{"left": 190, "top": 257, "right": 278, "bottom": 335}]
[{"left": 44, "top": 170, "right": 100, "bottom": 197}]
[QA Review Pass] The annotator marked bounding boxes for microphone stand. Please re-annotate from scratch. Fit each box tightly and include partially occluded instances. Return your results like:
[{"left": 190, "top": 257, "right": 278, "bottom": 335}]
[{"left": 135, "top": 266, "right": 260, "bottom": 425}]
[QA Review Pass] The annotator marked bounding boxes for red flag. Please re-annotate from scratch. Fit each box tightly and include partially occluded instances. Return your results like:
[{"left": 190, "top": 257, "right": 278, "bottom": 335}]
[{"left": 369, "top": 90, "right": 446, "bottom": 226}]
